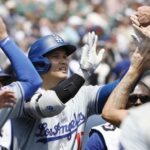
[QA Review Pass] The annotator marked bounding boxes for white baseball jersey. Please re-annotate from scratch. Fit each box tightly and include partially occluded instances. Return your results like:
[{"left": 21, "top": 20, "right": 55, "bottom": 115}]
[
  {"left": 0, "top": 82, "right": 24, "bottom": 150},
  {"left": 0, "top": 82, "right": 24, "bottom": 128},
  {"left": 11, "top": 85, "right": 102, "bottom": 150},
  {"left": 0, "top": 120, "right": 12, "bottom": 150},
  {"left": 91, "top": 123, "right": 121, "bottom": 150}
]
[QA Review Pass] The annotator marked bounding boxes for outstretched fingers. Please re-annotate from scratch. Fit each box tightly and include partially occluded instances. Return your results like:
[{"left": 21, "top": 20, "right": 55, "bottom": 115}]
[
  {"left": 97, "top": 48, "right": 105, "bottom": 63},
  {"left": 132, "top": 24, "right": 143, "bottom": 34},
  {"left": 92, "top": 32, "right": 98, "bottom": 53},
  {"left": 133, "top": 23, "right": 150, "bottom": 39},
  {"left": 130, "top": 14, "right": 140, "bottom": 26},
  {"left": 80, "top": 44, "right": 89, "bottom": 69}
]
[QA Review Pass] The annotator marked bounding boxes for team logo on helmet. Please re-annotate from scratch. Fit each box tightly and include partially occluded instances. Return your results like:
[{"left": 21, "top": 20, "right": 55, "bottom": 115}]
[{"left": 52, "top": 34, "right": 64, "bottom": 44}]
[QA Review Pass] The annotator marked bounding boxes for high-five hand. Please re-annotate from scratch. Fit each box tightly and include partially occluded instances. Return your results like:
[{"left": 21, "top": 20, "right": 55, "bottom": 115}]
[{"left": 80, "top": 32, "right": 105, "bottom": 72}]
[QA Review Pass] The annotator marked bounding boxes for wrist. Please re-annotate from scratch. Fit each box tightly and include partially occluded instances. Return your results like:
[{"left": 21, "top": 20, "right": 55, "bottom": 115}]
[
  {"left": 77, "top": 68, "right": 91, "bottom": 85},
  {"left": 0, "top": 36, "right": 10, "bottom": 47},
  {"left": 128, "top": 66, "right": 141, "bottom": 78},
  {"left": 0, "top": 33, "right": 8, "bottom": 41}
]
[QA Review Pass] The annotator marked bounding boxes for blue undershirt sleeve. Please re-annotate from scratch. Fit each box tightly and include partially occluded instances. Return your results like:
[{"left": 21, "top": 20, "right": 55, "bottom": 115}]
[
  {"left": 97, "top": 79, "right": 120, "bottom": 113},
  {"left": 85, "top": 132, "right": 107, "bottom": 150},
  {"left": 96, "top": 64, "right": 140, "bottom": 114},
  {"left": 0, "top": 37, "right": 42, "bottom": 100}
]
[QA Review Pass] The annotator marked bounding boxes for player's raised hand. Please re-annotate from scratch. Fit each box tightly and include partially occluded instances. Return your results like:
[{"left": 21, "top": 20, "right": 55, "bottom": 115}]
[
  {"left": 130, "top": 12, "right": 150, "bottom": 40},
  {"left": 130, "top": 46, "right": 150, "bottom": 74},
  {"left": 130, "top": 13, "right": 150, "bottom": 51},
  {"left": 0, "top": 89, "right": 16, "bottom": 108},
  {"left": 130, "top": 29, "right": 150, "bottom": 73},
  {"left": 0, "top": 17, "right": 8, "bottom": 40},
  {"left": 130, "top": 14, "right": 140, "bottom": 26},
  {"left": 132, "top": 23, "right": 150, "bottom": 39},
  {"left": 137, "top": 6, "right": 150, "bottom": 27},
  {"left": 80, "top": 32, "right": 105, "bottom": 72},
  {"left": 130, "top": 14, "right": 144, "bottom": 42},
  {"left": 127, "top": 13, "right": 150, "bottom": 73}
]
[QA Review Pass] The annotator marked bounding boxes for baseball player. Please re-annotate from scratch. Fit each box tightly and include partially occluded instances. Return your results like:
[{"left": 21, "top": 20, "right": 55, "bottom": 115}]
[
  {"left": 101, "top": 14, "right": 150, "bottom": 126},
  {"left": 0, "top": 68, "right": 14, "bottom": 150},
  {"left": 0, "top": 15, "right": 87, "bottom": 123},
  {"left": 0, "top": 16, "right": 43, "bottom": 150},
  {"left": 0, "top": 16, "right": 42, "bottom": 129},
  {"left": 85, "top": 81, "right": 150, "bottom": 150},
  {"left": 0, "top": 68, "right": 16, "bottom": 109},
  {"left": 8, "top": 28, "right": 126, "bottom": 150},
  {"left": 99, "top": 13, "right": 150, "bottom": 150},
  {"left": 0, "top": 16, "right": 88, "bottom": 150},
  {"left": 0, "top": 86, "right": 16, "bottom": 148},
  {"left": 85, "top": 12, "right": 150, "bottom": 150}
]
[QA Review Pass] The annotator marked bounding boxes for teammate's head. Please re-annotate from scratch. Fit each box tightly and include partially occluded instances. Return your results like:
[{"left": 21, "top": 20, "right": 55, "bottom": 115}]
[
  {"left": 126, "top": 81, "right": 150, "bottom": 108},
  {"left": 28, "top": 34, "right": 76, "bottom": 75}
]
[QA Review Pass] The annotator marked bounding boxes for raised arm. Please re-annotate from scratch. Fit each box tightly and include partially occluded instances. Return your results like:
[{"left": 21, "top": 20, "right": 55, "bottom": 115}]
[
  {"left": 79, "top": 32, "right": 125, "bottom": 114},
  {"left": 0, "top": 17, "right": 42, "bottom": 100},
  {"left": 78, "top": 32, "right": 105, "bottom": 84},
  {"left": 102, "top": 18, "right": 150, "bottom": 126},
  {"left": 0, "top": 17, "right": 42, "bottom": 127},
  {"left": 23, "top": 32, "right": 105, "bottom": 119}
]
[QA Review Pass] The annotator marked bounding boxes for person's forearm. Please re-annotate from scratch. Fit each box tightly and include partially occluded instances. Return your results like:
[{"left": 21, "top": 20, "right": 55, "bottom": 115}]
[
  {"left": 0, "top": 37, "right": 42, "bottom": 100},
  {"left": 102, "top": 67, "right": 140, "bottom": 126},
  {"left": 97, "top": 64, "right": 129, "bottom": 114}
]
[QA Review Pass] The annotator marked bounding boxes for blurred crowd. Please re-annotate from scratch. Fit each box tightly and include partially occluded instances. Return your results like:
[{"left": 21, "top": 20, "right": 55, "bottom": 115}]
[
  {"left": 0, "top": 1, "right": 150, "bottom": 150},
  {"left": 0, "top": 0, "right": 150, "bottom": 86}
]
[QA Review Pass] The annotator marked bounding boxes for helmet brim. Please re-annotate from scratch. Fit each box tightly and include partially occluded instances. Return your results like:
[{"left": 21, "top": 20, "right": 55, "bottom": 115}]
[{"left": 44, "top": 43, "right": 76, "bottom": 56}]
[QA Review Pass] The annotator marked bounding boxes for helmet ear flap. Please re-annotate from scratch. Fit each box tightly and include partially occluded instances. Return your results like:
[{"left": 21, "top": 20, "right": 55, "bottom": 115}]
[{"left": 29, "top": 56, "right": 51, "bottom": 74}]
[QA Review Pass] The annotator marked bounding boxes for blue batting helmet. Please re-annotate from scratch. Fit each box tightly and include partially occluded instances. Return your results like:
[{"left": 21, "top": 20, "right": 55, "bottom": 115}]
[{"left": 28, "top": 34, "right": 76, "bottom": 74}]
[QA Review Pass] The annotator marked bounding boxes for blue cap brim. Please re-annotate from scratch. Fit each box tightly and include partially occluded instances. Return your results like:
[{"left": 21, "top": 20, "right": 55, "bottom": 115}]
[{"left": 45, "top": 43, "right": 76, "bottom": 56}]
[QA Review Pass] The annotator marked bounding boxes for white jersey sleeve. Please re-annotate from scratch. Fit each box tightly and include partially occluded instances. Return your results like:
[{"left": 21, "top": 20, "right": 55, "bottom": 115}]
[
  {"left": 78, "top": 85, "right": 103, "bottom": 116},
  {"left": 10, "top": 85, "right": 103, "bottom": 150},
  {"left": 0, "top": 82, "right": 24, "bottom": 128},
  {"left": 0, "top": 119, "right": 12, "bottom": 149},
  {"left": 23, "top": 89, "right": 65, "bottom": 119},
  {"left": 23, "top": 85, "right": 101, "bottom": 119}
]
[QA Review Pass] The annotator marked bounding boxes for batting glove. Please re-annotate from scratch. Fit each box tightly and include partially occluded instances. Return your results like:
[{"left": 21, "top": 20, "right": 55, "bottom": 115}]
[{"left": 78, "top": 32, "right": 105, "bottom": 82}]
